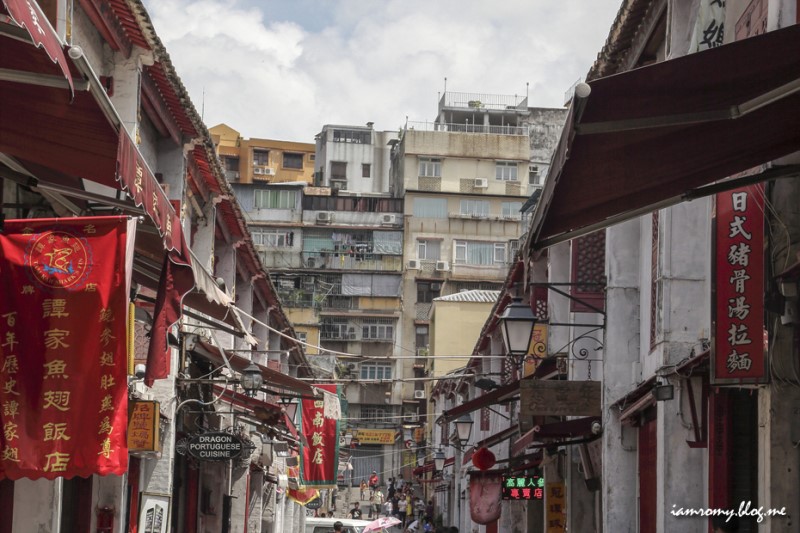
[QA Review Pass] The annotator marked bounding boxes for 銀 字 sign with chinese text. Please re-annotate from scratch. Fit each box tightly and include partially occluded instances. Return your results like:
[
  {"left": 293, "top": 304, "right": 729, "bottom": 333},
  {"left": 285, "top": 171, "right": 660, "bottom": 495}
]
[{"left": 713, "top": 186, "right": 767, "bottom": 384}]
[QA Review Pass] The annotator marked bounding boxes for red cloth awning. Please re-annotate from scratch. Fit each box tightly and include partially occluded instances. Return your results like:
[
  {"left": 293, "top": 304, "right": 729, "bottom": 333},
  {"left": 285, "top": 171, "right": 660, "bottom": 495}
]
[
  {"left": 412, "top": 456, "right": 455, "bottom": 476},
  {"left": 194, "top": 340, "right": 319, "bottom": 398},
  {"left": 2, "top": 0, "right": 74, "bottom": 94},
  {"left": 528, "top": 24, "right": 800, "bottom": 251}
]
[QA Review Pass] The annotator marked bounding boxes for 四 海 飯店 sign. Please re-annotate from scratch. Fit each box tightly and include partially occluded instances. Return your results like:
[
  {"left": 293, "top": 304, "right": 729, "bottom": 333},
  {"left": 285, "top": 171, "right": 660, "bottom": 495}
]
[{"left": 187, "top": 432, "right": 244, "bottom": 461}]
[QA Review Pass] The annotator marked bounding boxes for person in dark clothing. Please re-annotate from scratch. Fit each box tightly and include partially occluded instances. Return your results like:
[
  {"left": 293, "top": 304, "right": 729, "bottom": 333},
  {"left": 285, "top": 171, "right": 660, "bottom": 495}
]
[
  {"left": 425, "top": 500, "right": 434, "bottom": 522},
  {"left": 348, "top": 502, "right": 363, "bottom": 520},
  {"left": 333, "top": 522, "right": 343, "bottom": 532}
]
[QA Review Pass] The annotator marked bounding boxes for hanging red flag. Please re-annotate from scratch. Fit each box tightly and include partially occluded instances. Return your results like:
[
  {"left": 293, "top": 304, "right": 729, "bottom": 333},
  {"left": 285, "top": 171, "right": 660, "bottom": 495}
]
[
  {"left": 298, "top": 384, "right": 339, "bottom": 487},
  {"left": 0, "top": 216, "right": 133, "bottom": 479}
]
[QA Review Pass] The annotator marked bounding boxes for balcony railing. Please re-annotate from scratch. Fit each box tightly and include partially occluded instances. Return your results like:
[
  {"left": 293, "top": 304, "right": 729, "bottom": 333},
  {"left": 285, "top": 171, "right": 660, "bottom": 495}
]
[
  {"left": 440, "top": 91, "right": 528, "bottom": 110},
  {"left": 301, "top": 252, "right": 402, "bottom": 272},
  {"left": 407, "top": 121, "right": 528, "bottom": 136}
]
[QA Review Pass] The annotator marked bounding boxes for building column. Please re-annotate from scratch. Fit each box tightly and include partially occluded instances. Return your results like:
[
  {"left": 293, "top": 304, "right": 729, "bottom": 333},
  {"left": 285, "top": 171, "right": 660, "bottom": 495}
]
[
  {"left": 230, "top": 464, "right": 249, "bottom": 530},
  {"left": 602, "top": 217, "right": 641, "bottom": 533}
]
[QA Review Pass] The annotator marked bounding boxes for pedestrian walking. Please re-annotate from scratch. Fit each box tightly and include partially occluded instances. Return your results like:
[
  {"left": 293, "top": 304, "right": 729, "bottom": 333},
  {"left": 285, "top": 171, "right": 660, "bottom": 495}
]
[
  {"left": 348, "top": 502, "right": 363, "bottom": 520},
  {"left": 369, "top": 471, "right": 379, "bottom": 496},
  {"left": 360, "top": 478, "right": 368, "bottom": 500},
  {"left": 397, "top": 494, "right": 407, "bottom": 527},
  {"left": 370, "top": 487, "right": 385, "bottom": 519}
]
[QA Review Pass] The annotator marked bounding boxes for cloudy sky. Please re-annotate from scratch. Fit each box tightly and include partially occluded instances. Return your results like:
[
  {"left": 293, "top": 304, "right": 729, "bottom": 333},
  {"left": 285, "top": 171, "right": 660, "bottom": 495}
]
[{"left": 143, "top": 1, "right": 621, "bottom": 144}]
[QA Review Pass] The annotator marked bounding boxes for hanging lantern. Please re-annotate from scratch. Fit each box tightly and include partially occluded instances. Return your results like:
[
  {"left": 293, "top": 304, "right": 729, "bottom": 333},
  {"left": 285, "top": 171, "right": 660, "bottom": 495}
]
[{"left": 472, "top": 447, "right": 496, "bottom": 471}]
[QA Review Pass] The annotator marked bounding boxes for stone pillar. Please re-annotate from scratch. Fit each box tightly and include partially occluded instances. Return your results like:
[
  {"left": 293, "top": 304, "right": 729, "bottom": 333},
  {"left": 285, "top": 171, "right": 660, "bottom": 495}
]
[
  {"left": 230, "top": 464, "right": 249, "bottom": 531},
  {"left": 12, "top": 478, "right": 59, "bottom": 533},
  {"left": 602, "top": 217, "right": 641, "bottom": 533}
]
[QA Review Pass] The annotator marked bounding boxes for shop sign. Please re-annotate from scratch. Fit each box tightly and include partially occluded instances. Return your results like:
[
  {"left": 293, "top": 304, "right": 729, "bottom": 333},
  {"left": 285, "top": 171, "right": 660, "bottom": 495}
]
[
  {"left": 185, "top": 432, "right": 244, "bottom": 461},
  {"left": 353, "top": 428, "right": 398, "bottom": 445},
  {"left": 712, "top": 185, "right": 767, "bottom": 384},
  {"left": 502, "top": 474, "right": 544, "bottom": 500},
  {"left": 546, "top": 482, "right": 566, "bottom": 532},
  {"left": 520, "top": 380, "right": 601, "bottom": 417},
  {"left": 128, "top": 400, "right": 161, "bottom": 453}
]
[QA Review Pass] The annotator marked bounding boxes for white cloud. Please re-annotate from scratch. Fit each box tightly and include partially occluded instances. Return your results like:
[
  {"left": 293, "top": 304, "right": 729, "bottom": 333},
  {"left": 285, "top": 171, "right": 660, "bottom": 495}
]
[{"left": 144, "top": 0, "right": 620, "bottom": 142}]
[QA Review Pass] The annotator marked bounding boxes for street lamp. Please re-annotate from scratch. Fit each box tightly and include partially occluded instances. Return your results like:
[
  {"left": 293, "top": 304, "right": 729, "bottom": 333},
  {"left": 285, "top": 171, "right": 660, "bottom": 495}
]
[
  {"left": 499, "top": 297, "right": 537, "bottom": 359},
  {"left": 417, "top": 449, "right": 426, "bottom": 467},
  {"left": 454, "top": 413, "right": 474, "bottom": 448},
  {"left": 280, "top": 396, "right": 299, "bottom": 423},
  {"left": 434, "top": 448, "right": 446, "bottom": 472},
  {"left": 343, "top": 432, "right": 353, "bottom": 447},
  {"left": 240, "top": 363, "right": 263, "bottom": 397}
]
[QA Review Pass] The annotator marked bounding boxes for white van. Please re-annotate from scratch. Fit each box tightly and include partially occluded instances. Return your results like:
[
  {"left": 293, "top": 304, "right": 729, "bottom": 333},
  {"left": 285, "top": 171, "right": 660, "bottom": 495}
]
[{"left": 304, "top": 517, "right": 373, "bottom": 533}]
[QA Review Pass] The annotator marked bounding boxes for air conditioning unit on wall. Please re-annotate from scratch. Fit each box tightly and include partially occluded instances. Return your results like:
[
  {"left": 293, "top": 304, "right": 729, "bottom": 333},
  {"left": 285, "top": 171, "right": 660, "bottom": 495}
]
[
  {"left": 413, "top": 390, "right": 426, "bottom": 400},
  {"left": 474, "top": 178, "right": 488, "bottom": 188},
  {"left": 381, "top": 214, "right": 397, "bottom": 225},
  {"left": 435, "top": 261, "right": 449, "bottom": 272},
  {"left": 316, "top": 212, "right": 333, "bottom": 223},
  {"left": 407, "top": 259, "right": 421, "bottom": 270}
]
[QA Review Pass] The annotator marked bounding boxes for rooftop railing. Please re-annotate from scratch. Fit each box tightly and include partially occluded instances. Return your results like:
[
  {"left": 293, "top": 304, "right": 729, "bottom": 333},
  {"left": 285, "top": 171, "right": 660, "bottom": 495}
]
[
  {"left": 440, "top": 91, "right": 528, "bottom": 110},
  {"left": 406, "top": 121, "right": 528, "bottom": 136}
]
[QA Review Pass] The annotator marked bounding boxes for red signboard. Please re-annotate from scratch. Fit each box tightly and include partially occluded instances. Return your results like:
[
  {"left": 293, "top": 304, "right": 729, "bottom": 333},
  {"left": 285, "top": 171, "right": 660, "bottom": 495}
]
[
  {"left": 299, "top": 384, "right": 339, "bottom": 487},
  {"left": 0, "top": 216, "right": 132, "bottom": 479},
  {"left": 713, "top": 185, "right": 767, "bottom": 384}
]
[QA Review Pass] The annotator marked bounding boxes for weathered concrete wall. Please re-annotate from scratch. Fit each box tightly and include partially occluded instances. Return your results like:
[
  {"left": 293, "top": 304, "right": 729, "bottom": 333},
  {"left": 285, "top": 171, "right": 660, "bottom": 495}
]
[
  {"left": 12, "top": 478, "right": 58, "bottom": 533},
  {"left": 404, "top": 130, "right": 529, "bottom": 161}
]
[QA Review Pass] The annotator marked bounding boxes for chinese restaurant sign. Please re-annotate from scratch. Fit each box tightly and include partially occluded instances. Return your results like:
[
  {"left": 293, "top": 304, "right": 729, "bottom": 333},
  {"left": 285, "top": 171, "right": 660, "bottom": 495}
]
[
  {"left": 546, "top": 482, "right": 567, "bottom": 532},
  {"left": 502, "top": 474, "right": 544, "bottom": 500},
  {"left": 0, "top": 216, "right": 133, "bottom": 479},
  {"left": 354, "top": 428, "right": 398, "bottom": 445},
  {"left": 128, "top": 400, "right": 161, "bottom": 453},
  {"left": 299, "top": 384, "right": 340, "bottom": 487},
  {"left": 713, "top": 186, "right": 766, "bottom": 384}
]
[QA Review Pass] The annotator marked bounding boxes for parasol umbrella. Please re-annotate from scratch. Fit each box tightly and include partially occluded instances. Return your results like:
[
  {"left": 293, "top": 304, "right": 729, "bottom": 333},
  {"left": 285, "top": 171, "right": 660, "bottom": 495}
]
[{"left": 362, "top": 516, "right": 402, "bottom": 532}]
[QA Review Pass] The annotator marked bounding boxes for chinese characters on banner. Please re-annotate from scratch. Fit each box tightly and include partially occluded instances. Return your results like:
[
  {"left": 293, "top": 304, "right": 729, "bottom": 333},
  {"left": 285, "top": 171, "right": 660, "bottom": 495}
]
[
  {"left": 299, "top": 384, "right": 339, "bottom": 487},
  {"left": 0, "top": 216, "right": 133, "bottom": 479},
  {"left": 713, "top": 186, "right": 766, "bottom": 384},
  {"left": 501, "top": 474, "right": 544, "bottom": 500},
  {"left": 546, "top": 482, "right": 567, "bottom": 532}
]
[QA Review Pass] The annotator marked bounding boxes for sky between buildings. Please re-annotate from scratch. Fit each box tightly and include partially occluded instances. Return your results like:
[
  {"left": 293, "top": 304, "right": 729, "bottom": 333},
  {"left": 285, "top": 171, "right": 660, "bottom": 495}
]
[{"left": 143, "top": 0, "right": 621, "bottom": 143}]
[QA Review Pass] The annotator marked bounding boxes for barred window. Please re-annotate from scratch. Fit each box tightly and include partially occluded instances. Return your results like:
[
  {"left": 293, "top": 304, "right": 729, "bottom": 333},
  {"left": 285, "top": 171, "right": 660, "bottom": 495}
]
[{"left": 360, "top": 364, "right": 393, "bottom": 381}]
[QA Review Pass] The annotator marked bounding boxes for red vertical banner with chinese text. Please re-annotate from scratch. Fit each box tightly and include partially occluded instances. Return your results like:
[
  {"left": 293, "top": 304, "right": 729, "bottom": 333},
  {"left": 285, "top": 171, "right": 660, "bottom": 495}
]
[
  {"left": 0, "top": 216, "right": 134, "bottom": 479},
  {"left": 712, "top": 186, "right": 767, "bottom": 384},
  {"left": 298, "top": 384, "right": 339, "bottom": 487}
]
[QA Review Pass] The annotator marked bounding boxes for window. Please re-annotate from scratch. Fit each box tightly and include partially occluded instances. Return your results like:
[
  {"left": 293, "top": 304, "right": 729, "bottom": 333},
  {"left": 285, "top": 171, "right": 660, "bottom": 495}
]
[
  {"left": 362, "top": 163, "right": 371, "bottom": 178},
  {"left": 333, "top": 129, "right": 371, "bottom": 144},
  {"left": 309, "top": 154, "right": 316, "bottom": 161},
  {"left": 360, "top": 363, "right": 393, "bottom": 380},
  {"left": 254, "top": 189, "right": 297, "bottom": 209},
  {"left": 253, "top": 149, "right": 269, "bottom": 166},
  {"left": 320, "top": 318, "right": 351, "bottom": 339},
  {"left": 418, "top": 157, "right": 441, "bottom": 177},
  {"left": 495, "top": 161, "right": 518, "bottom": 181},
  {"left": 224, "top": 157, "right": 239, "bottom": 171},
  {"left": 454, "top": 240, "right": 506, "bottom": 265},
  {"left": 296, "top": 331, "right": 307, "bottom": 344},
  {"left": 417, "top": 281, "right": 442, "bottom": 303},
  {"left": 501, "top": 202, "right": 522, "bottom": 218},
  {"left": 283, "top": 152, "right": 304, "bottom": 169},
  {"left": 460, "top": 199, "right": 490, "bottom": 217},
  {"left": 362, "top": 321, "right": 394, "bottom": 341},
  {"left": 360, "top": 405, "right": 391, "bottom": 422},
  {"left": 417, "top": 239, "right": 441, "bottom": 261},
  {"left": 252, "top": 229, "right": 292, "bottom": 247},
  {"left": 529, "top": 165, "right": 543, "bottom": 186},
  {"left": 330, "top": 162, "right": 347, "bottom": 180},
  {"left": 412, "top": 197, "right": 447, "bottom": 218}
]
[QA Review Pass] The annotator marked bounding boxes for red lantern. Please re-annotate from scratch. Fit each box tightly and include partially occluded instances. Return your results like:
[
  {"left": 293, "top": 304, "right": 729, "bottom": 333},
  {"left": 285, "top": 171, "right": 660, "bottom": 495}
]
[{"left": 472, "top": 447, "right": 496, "bottom": 471}]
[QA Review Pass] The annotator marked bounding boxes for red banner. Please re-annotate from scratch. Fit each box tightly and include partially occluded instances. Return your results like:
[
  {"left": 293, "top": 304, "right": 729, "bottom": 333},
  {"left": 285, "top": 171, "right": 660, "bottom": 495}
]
[
  {"left": 713, "top": 185, "right": 767, "bottom": 384},
  {"left": 299, "top": 384, "right": 339, "bottom": 487},
  {"left": 0, "top": 216, "right": 132, "bottom": 479}
]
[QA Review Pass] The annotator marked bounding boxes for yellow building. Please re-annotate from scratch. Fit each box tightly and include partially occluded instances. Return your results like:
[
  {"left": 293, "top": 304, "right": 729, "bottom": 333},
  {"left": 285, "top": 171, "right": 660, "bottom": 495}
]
[{"left": 210, "top": 124, "right": 315, "bottom": 184}]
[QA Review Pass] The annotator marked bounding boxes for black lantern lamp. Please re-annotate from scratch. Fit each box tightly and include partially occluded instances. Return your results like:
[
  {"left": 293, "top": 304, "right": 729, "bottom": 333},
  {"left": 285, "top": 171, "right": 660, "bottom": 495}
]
[
  {"left": 434, "top": 448, "right": 446, "bottom": 472},
  {"left": 454, "top": 413, "right": 474, "bottom": 448},
  {"left": 653, "top": 379, "right": 674, "bottom": 401},
  {"left": 241, "top": 362, "right": 264, "bottom": 397},
  {"left": 279, "top": 396, "right": 299, "bottom": 423},
  {"left": 499, "top": 298, "right": 537, "bottom": 360}
]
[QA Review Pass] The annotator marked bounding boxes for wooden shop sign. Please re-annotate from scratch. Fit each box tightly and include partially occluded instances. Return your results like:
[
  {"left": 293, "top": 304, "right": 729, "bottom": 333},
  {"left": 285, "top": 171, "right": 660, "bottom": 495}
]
[{"left": 520, "top": 380, "right": 601, "bottom": 417}]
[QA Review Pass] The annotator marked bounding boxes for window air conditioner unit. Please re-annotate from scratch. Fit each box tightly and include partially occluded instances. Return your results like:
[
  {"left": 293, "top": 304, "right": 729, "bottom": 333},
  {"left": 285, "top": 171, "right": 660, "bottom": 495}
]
[
  {"left": 407, "top": 259, "right": 421, "bottom": 270},
  {"left": 263, "top": 168, "right": 276, "bottom": 176},
  {"left": 305, "top": 257, "right": 317, "bottom": 268},
  {"left": 381, "top": 214, "right": 397, "bottom": 225},
  {"left": 316, "top": 212, "right": 333, "bottom": 223},
  {"left": 474, "top": 178, "right": 488, "bottom": 188},
  {"left": 254, "top": 167, "right": 265, "bottom": 175},
  {"left": 435, "top": 261, "right": 449, "bottom": 272},
  {"left": 346, "top": 327, "right": 357, "bottom": 340},
  {"left": 413, "top": 390, "right": 426, "bottom": 400}
]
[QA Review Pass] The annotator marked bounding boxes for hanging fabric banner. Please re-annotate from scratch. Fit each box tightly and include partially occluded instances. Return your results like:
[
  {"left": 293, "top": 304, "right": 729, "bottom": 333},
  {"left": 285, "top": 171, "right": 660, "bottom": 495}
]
[
  {"left": 298, "top": 384, "right": 340, "bottom": 487},
  {"left": 712, "top": 185, "right": 767, "bottom": 384},
  {"left": 0, "top": 216, "right": 134, "bottom": 479}
]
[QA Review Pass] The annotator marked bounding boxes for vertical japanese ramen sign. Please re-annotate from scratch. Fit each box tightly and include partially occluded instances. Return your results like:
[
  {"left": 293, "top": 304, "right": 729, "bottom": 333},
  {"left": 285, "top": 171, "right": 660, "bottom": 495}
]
[
  {"left": 299, "top": 384, "right": 339, "bottom": 487},
  {"left": 0, "top": 216, "right": 133, "bottom": 479},
  {"left": 713, "top": 186, "right": 767, "bottom": 384}
]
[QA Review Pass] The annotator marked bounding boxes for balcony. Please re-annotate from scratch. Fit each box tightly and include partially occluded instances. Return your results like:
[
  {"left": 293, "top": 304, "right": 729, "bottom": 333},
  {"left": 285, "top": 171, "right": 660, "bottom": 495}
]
[
  {"left": 440, "top": 91, "right": 528, "bottom": 111},
  {"left": 407, "top": 121, "right": 528, "bottom": 136},
  {"left": 301, "top": 252, "right": 402, "bottom": 272}
]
